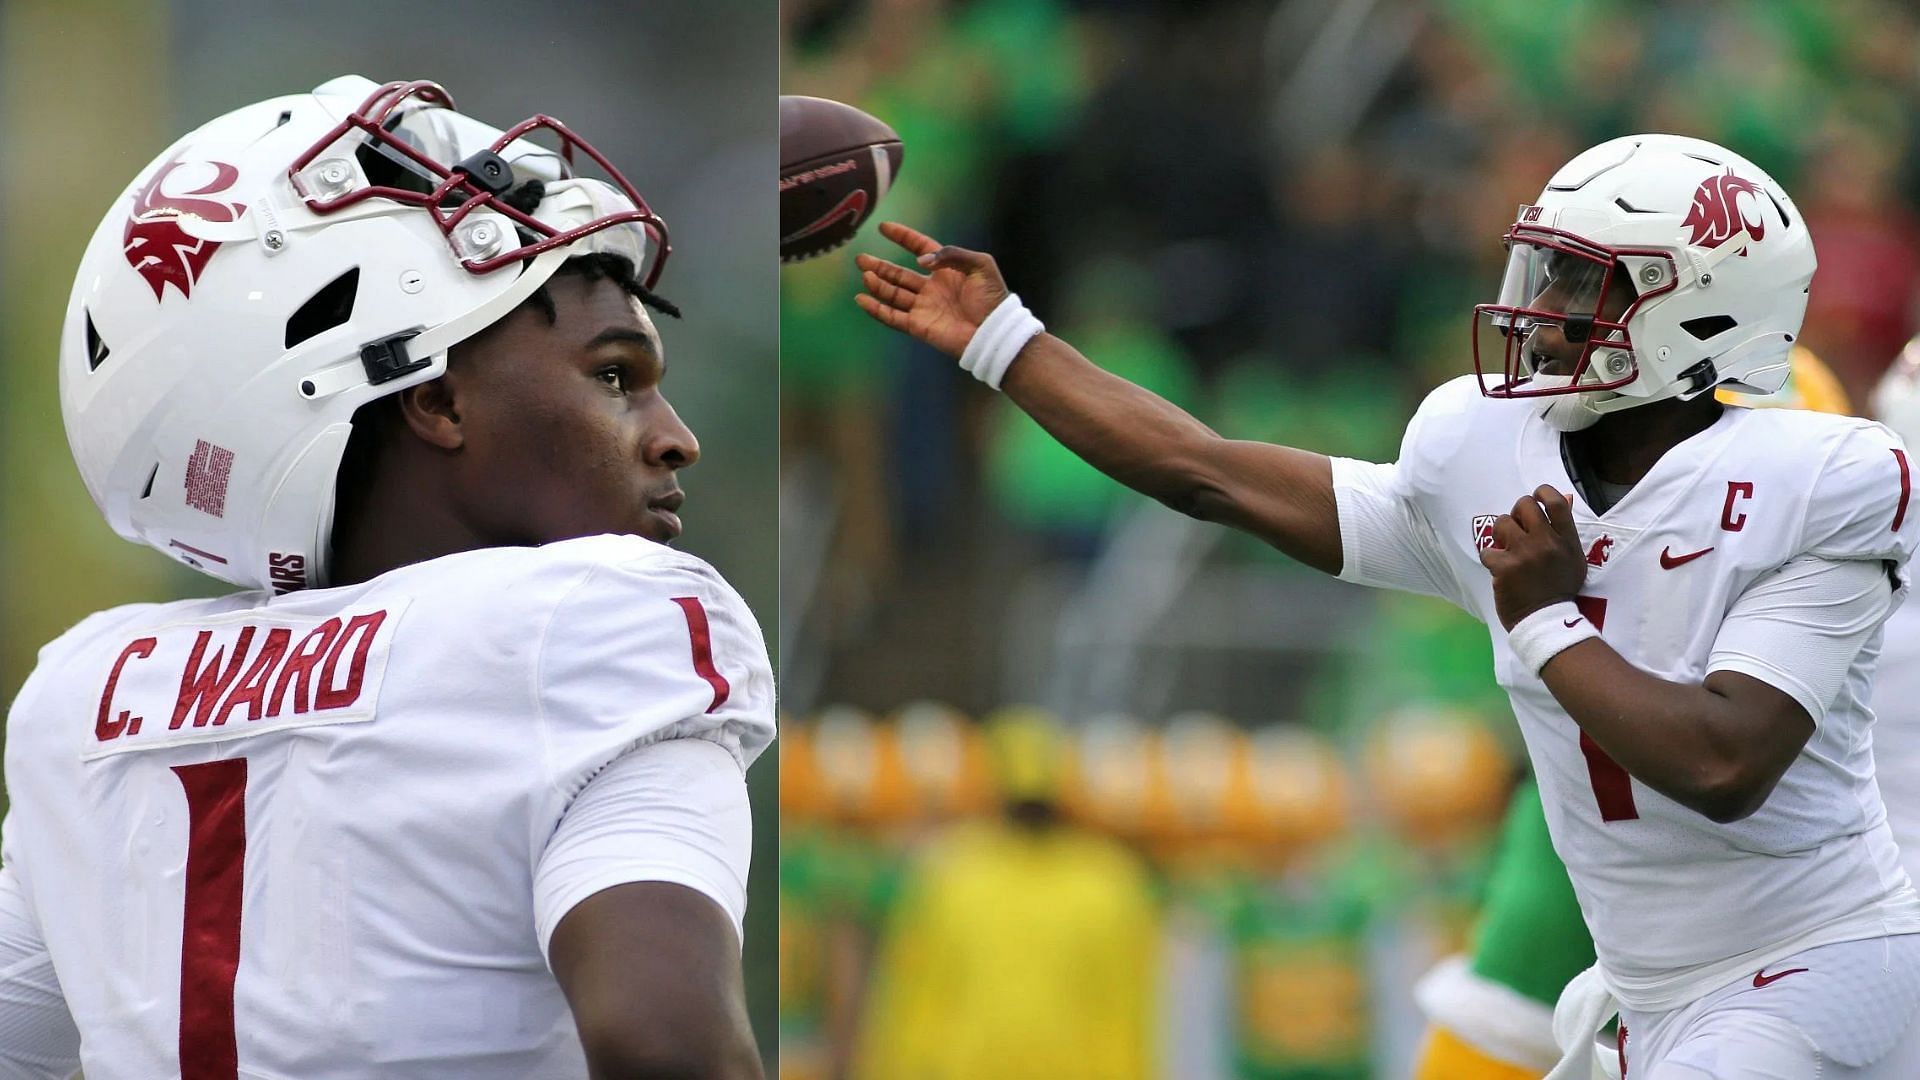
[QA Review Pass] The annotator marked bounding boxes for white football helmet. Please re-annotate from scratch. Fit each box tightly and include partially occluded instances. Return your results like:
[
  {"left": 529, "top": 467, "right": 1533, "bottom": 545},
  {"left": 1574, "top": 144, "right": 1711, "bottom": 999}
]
[
  {"left": 1872, "top": 336, "right": 1920, "bottom": 449},
  {"left": 60, "top": 75, "right": 669, "bottom": 593},
  {"left": 1472, "top": 134, "right": 1815, "bottom": 431}
]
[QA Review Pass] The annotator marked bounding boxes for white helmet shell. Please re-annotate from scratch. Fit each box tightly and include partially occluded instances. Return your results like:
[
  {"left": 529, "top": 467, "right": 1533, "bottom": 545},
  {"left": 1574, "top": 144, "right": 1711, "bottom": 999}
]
[
  {"left": 60, "top": 76, "right": 667, "bottom": 593},
  {"left": 1473, "top": 134, "right": 1816, "bottom": 414}
]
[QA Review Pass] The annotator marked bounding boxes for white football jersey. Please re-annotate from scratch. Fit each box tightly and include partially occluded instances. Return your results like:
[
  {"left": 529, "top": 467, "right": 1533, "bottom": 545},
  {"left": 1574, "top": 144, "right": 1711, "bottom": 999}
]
[
  {"left": 0, "top": 534, "right": 774, "bottom": 1079},
  {"left": 1336, "top": 376, "right": 1919, "bottom": 1007},
  {"left": 1870, "top": 597, "right": 1920, "bottom": 884}
]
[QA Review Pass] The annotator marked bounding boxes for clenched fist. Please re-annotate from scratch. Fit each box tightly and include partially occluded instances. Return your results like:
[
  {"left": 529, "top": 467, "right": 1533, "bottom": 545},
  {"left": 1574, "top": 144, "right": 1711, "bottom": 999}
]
[{"left": 1480, "top": 485, "right": 1588, "bottom": 629}]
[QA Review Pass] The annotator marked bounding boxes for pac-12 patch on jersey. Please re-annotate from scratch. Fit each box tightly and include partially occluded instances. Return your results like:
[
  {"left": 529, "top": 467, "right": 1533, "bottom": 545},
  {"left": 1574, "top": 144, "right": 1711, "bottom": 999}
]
[
  {"left": 1472, "top": 514, "right": 1499, "bottom": 551},
  {"left": 82, "top": 599, "right": 409, "bottom": 760}
]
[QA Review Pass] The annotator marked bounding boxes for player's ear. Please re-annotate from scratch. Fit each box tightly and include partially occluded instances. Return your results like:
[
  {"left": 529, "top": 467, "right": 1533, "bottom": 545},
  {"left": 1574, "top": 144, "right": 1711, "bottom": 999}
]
[{"left": 396, "top": 374, "right": 464, "bottom": 451}]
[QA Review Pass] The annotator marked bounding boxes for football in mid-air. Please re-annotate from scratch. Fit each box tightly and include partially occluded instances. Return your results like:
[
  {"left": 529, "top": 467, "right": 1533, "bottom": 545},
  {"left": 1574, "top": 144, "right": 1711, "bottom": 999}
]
[{"left": 780, "top": 96, "right": 904, "bottom": 263}]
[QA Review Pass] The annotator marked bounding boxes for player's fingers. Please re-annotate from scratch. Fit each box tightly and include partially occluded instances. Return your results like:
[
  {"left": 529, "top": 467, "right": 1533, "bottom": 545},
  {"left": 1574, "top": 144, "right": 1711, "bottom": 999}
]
[
  {"left": 879, "top": 221, "right": 941, "bottom": 257},
  {"left": 1490, "top": 513, "right": 1525, "bottom": 549},
  {"left": 1536, "top": 485, "right": 1578, "bottom": 537},
  {"left": 1478, "top": 545, "right": 1511, "bottom": 572},
  {"left": 855, "top": 292, "right": 909, "bottom": 331},
  {"left": 856, "top": 253, "right": 926, "bottom": 294},
  {"left": 917, "top": 244, "right": 994, "bottom": 275},
  {"left": 1510, "top": 495, "right": 1547, "bottom": 533},
  {"left": 861, "top": 270, "right": 917, "bottom": 310}
]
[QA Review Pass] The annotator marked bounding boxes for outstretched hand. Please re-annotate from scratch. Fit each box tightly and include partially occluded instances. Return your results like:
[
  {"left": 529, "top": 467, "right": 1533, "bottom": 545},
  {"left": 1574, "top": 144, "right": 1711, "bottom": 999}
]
[
  {"left": 1479, "top": 485, "right": 1589, "bottom": 629},
  {"left": 854, "top": 222, "right": 1012, "bottom": 358}
]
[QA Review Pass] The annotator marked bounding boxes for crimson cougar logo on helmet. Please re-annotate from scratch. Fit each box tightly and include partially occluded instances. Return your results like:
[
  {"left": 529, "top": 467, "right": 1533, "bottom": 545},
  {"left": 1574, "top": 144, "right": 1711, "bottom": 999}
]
[
  {"left": 1682, "top": 167, "right": 1766, "bottom": 252},
  {"left": 122, "top": 157, "right": 248, "bottom": 301}
]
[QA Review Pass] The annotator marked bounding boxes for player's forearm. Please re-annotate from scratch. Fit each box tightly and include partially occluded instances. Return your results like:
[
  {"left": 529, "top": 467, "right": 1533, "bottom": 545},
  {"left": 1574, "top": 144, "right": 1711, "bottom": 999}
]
[
  {"left": 1541, "top": 640, "right": 1790, "bottom": 823},
  {"left": 999, "top": 332, "right": 1224, "bottom": 499},
  {"left": 999, "top": 334, "right": 1343, "bottom": 572}
]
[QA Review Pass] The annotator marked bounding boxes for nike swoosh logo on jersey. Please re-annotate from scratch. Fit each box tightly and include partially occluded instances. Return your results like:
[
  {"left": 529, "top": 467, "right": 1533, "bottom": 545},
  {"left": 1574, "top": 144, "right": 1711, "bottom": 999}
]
[
  {"left": 1563, "top": 618, "right": 1583, "bottom": 628},
  {"left": 1659, "top": 545, "right": 1715, "bottom": 569},
  {"left": 1751, "top": 966, "right": 1808, "bottom": 988}
]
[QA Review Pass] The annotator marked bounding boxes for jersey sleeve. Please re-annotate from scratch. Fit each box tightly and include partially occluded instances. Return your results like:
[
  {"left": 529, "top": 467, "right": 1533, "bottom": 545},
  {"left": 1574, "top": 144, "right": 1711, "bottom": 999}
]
[
  {"left": 532, "top": 737, "right": 752, "bottom": 963},
  {"left": 0, "top": 823, "right": 80, "bottom": 1080},
  {"left": 1707, "top": 555, "right": 1896, "bottom": 725},
  {"left": 1330, "top": 377, "right": 1480, "bottom": 610},
  {"left": 1802, "top": 421, "right": 1917, "bottom": 567},
  {"left": 533, "top": 548, "right": 776, "bottom": 795}
]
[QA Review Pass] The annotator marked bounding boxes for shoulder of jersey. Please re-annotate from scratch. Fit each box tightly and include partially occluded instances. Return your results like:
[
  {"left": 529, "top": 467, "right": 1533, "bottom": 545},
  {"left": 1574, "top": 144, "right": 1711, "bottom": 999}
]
[
  {"left": 1732, "top": 402, "right": 1882, "bottom": 439},
  {"left": 380, "top": 534, "right": 741, "bottom": 610},
  {"left": 1742, "top": 410, "right": 1920, "bottom": 560},
  {"left": 1394, "top": 375, "right": 1509, "bottom": 494},
  {"left": 1736, "top": 407, "right": 1901, "bottom": 478},
  {"left": 33, "top": 593, "right": 259, "bottom": 675}
]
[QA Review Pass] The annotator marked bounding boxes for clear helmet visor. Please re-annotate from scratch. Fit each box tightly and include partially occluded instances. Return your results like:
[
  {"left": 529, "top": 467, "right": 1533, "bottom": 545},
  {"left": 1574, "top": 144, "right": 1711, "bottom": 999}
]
[
  {"left": 1488, "top": 233, "right": 1615, "bottom": 348},
  {"left": 1472, "top": 217, "right": 1643, "bottom": 398}
]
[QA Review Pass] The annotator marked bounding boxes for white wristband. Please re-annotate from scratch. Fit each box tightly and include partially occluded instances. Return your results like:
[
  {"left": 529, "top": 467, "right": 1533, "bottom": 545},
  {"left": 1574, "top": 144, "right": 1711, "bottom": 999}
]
[
  {"left": 959, "top": 292, "right": 1045, "bottom": 389},
  {"left": 1507, "top": 600, "right": 1599, "bottom": 677}
]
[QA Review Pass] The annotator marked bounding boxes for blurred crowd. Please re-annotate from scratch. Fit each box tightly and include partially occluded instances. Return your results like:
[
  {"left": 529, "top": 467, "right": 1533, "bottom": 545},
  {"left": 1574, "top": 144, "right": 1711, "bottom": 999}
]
[
  {"left": 780, "top": 0, "right": 1920, "bottom": 1075},
  {"left": 780, "top": 702, "right": 1517, "bottom": 1079}
]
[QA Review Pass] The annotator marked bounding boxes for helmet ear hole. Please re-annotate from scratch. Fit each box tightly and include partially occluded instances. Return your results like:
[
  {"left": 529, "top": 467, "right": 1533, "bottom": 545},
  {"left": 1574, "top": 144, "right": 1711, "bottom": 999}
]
[
  {"left": 84, "top": 310, "right": 111, "bottom": 371},
  {"left": 284, "top": 268, "right": 361, "bottom": 349},
  {"left": 1682, "top": 315, "right": 1738, "bottom": 341}
]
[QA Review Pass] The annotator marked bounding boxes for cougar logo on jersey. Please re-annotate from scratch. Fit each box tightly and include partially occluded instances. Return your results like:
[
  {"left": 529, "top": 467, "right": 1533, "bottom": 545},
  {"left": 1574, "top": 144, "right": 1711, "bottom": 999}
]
[
  {"left": 122, "top": 157, "right": 248, "bottom": 301},
  {"left": 1472, "top": 514, "right": 1499, "bottom": 551},
  {"left": 1586, "top": 534, "right": 1615, "bottom": 567},
  {"left": 1683, "top": 167, "right": 1766, "bottom": 253}
]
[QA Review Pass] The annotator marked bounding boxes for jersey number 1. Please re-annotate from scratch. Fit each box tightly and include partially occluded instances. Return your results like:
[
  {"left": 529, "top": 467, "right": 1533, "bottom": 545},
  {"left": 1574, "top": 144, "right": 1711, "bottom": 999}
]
[
  {"left": 173, "top": 759, "right": 247, "bottom": 1080},
  {"left": 1574, "top": 597, "right": 1638, "bottom": 822}
]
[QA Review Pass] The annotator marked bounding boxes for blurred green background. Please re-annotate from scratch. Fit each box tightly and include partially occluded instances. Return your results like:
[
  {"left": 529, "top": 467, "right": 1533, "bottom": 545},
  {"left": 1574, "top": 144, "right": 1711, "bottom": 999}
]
[
  {"left": 779, "top": 0, "right": 1920, "bottom": 1077},
  {"left": 0, "top": 0, "right": 780, "bottom": 1068}
]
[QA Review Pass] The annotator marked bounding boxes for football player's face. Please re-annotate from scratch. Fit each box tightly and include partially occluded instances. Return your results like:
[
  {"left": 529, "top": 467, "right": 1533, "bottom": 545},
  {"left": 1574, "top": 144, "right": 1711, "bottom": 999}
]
[
  {"left": 1525, "top": 252, "right": 1634, "bottom": 377},
  {"left": 451, "top": 274, "right": 698, "bottom": 546}
]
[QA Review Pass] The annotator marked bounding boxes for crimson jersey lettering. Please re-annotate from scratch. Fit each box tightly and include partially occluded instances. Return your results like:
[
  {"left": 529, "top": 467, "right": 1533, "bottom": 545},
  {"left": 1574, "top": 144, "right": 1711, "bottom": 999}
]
[
  {"left": 172, "top": 628, "right": 258, "bottom": 729},
  {"left": 672, "top": 597, "right": 730, "bottom": 712},
  {"left": 89, "top": 605, "right": 403, "bottom": 756},
  {"left": 1573, "top": 595, "right": 1638, "bottom": 822},
  {"left": 1722, "top": 481, "right": 1754, "bottom": 531},
  {"left": 1894, "top": 449, "right": 1911, "bottom": 532},
  {"left": 96, "top": 637, "right": 157, "bottom": 740}
]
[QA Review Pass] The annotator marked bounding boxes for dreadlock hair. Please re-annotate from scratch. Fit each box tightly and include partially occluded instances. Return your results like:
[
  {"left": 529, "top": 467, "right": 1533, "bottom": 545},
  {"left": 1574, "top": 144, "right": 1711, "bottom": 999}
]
[{"left": 328, "top": 177, "right": 677, "bottom": 571}]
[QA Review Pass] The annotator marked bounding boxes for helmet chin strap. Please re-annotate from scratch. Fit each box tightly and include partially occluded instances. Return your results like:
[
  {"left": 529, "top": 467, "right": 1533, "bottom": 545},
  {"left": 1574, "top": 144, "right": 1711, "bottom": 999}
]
[
  {"left": 1531, "top": 378, "right": 1607, "bottom": 432},
  {"left": 1527, "top": 350, "right": 1708, "bottom": 433}
]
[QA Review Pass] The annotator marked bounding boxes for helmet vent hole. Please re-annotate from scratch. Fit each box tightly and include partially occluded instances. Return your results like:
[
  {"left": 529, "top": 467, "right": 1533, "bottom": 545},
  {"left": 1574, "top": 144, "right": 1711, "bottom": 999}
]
[
  {"left": 275, "top": 110, "right": 292, "bottom": 129},
  {"left": 284, "top": 268, "right": 361, "bottom": 349},
  {"left": 140, "top": 463, "right": 158, "bottom": 500},
  {"left": 1613, "top": 197, "right": 1656, "bottom": 214},
  {"left": 1681, "top": 315, "right": 1738, "bottom": 341},
  {"left": 84, "top": 310, "right": 110, "bottom": 370},
  {"left": 1768, "top": 191, "right": 1792, "bottom": 229}
]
